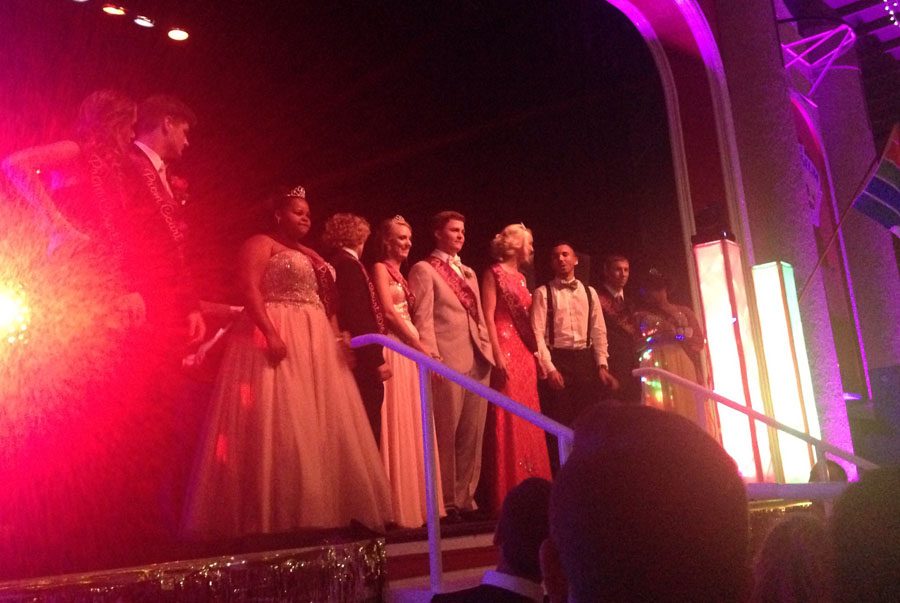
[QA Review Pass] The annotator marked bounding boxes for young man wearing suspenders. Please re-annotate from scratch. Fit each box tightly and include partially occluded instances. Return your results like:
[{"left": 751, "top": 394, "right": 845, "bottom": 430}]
[{"left": 531, "top": 243, "right": 617, "bottom": 471}]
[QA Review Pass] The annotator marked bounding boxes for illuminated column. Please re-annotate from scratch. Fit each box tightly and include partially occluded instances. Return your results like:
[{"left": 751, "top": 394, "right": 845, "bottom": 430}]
[
  {"left": 752, "top": 261, "right": 822, "bottom": 482},
  {"left": 693, "top": 238, "right": 775, "bottom": 482}
]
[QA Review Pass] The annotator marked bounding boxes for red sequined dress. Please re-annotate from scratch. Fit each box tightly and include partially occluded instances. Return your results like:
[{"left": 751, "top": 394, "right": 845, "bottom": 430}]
[{"left": 482, "top": 264, "right": 552, "bottom": 513}]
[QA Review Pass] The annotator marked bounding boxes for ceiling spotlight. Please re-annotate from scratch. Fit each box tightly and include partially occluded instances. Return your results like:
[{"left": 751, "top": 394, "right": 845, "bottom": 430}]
[
  {"left": 101, "top": 4, "right": 126, "bottom": 15},
  {"left": 134, "top": 15, "right": 155, "bottom": 28},
  {"left": 167, "top": 28, "right": 189, "bottom": 41},
  {"left": 72, "top": 0, "right": 90, "bottom": 3}
]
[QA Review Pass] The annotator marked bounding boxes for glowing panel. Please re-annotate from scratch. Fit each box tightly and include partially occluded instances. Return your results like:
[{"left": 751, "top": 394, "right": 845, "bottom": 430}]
[
  {"left": 752, "top": 261, "right": 822, "bottom": 483},
  {"left": 694, "top": 239, "right": 774, "bottom": 482}
]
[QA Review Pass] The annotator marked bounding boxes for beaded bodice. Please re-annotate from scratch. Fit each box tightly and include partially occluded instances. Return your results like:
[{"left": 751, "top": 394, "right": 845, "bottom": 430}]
[{"left": 261, "top": 250, "right": 331, "bottom": 307}]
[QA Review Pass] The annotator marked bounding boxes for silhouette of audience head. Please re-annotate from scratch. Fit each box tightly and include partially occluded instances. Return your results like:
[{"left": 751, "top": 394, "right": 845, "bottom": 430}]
[
  {"left": 541, "top": 405, "right": 750, "bottom": 602},
  {"left": 808, "top": 458, "right": 848, "bottom": 483},
  {"left": 750, "top": 512, "right": 833, "bottom": 603},
  {"left": 831, "top": 466, "right": 900, "bottom": 603},
  {"left": 494, "top": 477, "right": 552, "bottom": 582}
]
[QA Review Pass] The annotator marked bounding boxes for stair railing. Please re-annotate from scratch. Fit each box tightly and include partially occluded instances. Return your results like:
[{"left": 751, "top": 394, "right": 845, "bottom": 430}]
[
  {"left": 352, "top": 334, "right": 574, "bottom": 594},
  {"left": 633, "top": 366, "right": 878, "bottom": 500}
]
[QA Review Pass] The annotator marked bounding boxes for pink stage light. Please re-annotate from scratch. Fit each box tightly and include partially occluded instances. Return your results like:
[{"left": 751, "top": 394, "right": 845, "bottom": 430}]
[
  {"left": 167, "top": 28, "right": 189, "bottom": 41},
  {"left": 133, "top": 15, "right": 155, "bottom": 28},
  {"left": 101, "top": 4, "right": 126, "bottom": 16},
  {"left": 693, "top": 238, "right": 775, "bottom": 482}
]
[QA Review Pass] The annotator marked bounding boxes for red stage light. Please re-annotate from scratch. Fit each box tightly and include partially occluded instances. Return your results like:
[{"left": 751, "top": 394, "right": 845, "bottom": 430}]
[
  {"left": 101, "top": 4, "right": 126, "bottom": 16},
  {"left": 167, "top": 28, "right": 189, "bottom": 41}
]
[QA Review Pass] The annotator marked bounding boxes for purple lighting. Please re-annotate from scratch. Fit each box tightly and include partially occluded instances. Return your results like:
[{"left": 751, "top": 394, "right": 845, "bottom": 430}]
[{"left": 782, "top": 25, "right": 856, "bottom": 97}]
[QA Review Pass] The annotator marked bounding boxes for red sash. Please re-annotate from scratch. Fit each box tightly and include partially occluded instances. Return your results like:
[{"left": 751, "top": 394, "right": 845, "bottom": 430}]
[
  {"left": 297, "top": 243, "right": 338, "bottom": 318},
  {"left": 491, "top": 264, "right": 537, "bottom": 353},
  {"left": 134, "top": 154, "right": 187, "bottom": 246},
  {"left": 383, "top": 262, "right": 415, "bottom": 312},
  {"left": 427, "top": 256, "right": 479, "bottom": 322}
]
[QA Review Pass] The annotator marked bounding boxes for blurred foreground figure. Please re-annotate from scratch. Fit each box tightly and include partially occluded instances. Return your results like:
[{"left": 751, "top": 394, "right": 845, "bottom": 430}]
[
  {"left": 433, "top": 477, "right": 551, "bottom": 602},
  {"left": 541, "top": 405, "right": 750, "bottom": 602},
  {"left": 831, "top": 467, "right": 900, "bottom": 603}
]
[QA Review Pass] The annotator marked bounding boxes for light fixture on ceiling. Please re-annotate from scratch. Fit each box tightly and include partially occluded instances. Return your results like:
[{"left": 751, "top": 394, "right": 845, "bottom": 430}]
[
  {"left": 167, "top": 27, "right": 189, "bottom": 41},
  {"left": 134, "top": 15, "right": 155, "bottom": 28},
  {"left": 101, "top": 4, "right": 126, "bottom": 16}
]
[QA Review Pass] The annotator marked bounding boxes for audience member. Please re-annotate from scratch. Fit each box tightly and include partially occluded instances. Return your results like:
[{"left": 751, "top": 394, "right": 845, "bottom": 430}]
[
  {"left": 433, "top": 477, "right": 552, "bottom": 602},
  {"left": 540, "top": 405, "right": 750, "bottom": 602},
  {"left": 750, "top": 512, "right": 833, "bottom": 603},
  {"left": 831, "top": 466, "right": 900, "bottom": 603}
]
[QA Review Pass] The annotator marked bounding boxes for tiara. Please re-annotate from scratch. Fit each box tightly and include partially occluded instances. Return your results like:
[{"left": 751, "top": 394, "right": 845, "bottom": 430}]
[
  {"left": 392, "top": 214, "right": 408, "bottom": 223},
  {"left": 287, "top": 185, "right": 306, "bottom": 199}
]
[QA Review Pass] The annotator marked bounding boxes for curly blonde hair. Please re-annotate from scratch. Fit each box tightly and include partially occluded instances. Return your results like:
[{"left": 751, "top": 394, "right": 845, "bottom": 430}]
[
  {"left": 322, "top": 213, "right": 371, "bottom": 250},
  {"left": 490, "top": 223, "right": 531, "bottom": 261}
]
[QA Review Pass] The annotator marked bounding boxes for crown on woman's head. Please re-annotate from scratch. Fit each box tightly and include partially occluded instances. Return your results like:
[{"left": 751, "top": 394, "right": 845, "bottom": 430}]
[
  {"left": 287, "top": 185, "right": 306, "bottom": 199},
  {"left": 392, "top": 214, "right": 408, "bottom": 224}
]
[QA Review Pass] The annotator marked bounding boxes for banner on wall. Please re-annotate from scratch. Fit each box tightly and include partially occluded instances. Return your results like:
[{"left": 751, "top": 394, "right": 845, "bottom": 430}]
[{"left": 853, "top": 123, "right": 900, "bottom": 238}]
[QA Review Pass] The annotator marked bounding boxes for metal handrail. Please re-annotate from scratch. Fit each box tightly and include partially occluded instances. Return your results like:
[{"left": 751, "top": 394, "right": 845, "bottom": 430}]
[
  {"left": 351, "top": 333, "right": 573, "bottom": 594},
  {"left": 632, "top": 367, "right": 879, "bottom": 481}
]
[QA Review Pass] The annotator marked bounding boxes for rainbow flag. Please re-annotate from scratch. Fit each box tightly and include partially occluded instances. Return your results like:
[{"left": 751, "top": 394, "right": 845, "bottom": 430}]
[{"left": 854, "top": 124, "right": 900, "bottom": 237}]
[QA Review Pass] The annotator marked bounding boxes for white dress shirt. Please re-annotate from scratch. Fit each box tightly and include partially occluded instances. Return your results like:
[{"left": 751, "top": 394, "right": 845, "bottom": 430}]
[
  {"left": 531, "top": 278, "right": 609, "bottom": 375},
  {"left": 134, "top": 140, "right": 172, "bottom": 196},
  {"left": 430, "top": 249, "right": 465, "bottom": 278},
  {"left": 481, "top": 570, "right": 545, "bottom": 602}
]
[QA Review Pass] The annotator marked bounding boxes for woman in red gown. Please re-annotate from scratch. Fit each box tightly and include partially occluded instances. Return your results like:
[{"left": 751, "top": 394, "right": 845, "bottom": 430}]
[{"left": 480, "top": 224, "right": 552, "bottom": 514}]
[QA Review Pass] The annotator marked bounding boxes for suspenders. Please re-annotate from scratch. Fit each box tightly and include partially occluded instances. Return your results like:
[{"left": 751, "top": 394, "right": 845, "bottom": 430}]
[{"left": 544, "top": 281, "right": 593, "bottom": 349}]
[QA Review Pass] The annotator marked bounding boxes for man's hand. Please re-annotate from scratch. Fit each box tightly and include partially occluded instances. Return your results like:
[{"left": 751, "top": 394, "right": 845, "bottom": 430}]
[
  {"left": 376, "top": 363, "right": 393, "bottom": 382},
  {"left": 186, "top": 311, "right": 207, "bottom": 346},
  {"left": 599, "top": 366, "right": 618, "bottom": 390},
  {"left": 547, "top": 370, "right": 565, "bottom": 390}
]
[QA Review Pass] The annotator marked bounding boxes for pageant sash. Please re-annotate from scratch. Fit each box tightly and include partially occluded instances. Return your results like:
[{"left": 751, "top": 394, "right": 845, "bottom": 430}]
[
  {"left": 135, "top": 156, "right": 187, "bottom": 245},
  {"left": 491, "top": 264, "right": 537, "bottom": 353},
  {"left": 383, "top": 262, "right": 416, "bottom": 313},
  {"left": 598, "top": 292, "right": 637, "bottom": 338},
  {"left": 427, "top": 256, "right": 479, "bottom": 322},
  {"left": 349, "top": 253, "right": 386, "bottom": 334},
  {"left": 297, "top": 243, "right": 338, "bottom": 318}
]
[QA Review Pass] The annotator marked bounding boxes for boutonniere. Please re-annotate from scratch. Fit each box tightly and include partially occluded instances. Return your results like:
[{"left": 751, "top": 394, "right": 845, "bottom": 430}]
[
  {"left": 462, "top": 266, "right": 474, "bottom": 279},
  {"left": 169, "top": 175, "right": 190, "bottom": 206}
]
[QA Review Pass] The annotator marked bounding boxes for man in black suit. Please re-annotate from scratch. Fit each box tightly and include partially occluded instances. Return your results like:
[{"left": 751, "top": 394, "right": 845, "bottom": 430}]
[
  {"left": 433, "top": 477, "right": 551, "bottom": 603},
  {"left": 596, "top": 253, "right": 640, "bottom": 404},
  {"left": 128, "top": 94, "right": 205, "bottom": 347},
  {"left": 323, "top": 213, "right": 392, "bottom": 445}
]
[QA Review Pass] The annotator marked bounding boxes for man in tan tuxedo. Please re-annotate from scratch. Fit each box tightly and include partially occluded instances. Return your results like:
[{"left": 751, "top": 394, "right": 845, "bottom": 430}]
[{"left": 410, "top": 210, "right": 494, "bottom": 519}]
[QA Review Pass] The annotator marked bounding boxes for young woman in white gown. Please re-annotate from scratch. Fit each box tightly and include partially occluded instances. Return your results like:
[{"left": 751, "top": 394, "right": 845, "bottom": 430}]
[
  {"left": 182, "top": 186, "right": 392, "bottom": 539},
  {"left": 371, "top": 216, "right": 443, "bottom": 527}
]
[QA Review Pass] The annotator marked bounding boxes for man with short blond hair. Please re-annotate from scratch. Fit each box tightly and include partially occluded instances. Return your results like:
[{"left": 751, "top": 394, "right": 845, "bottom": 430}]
[{"left": 409, "top": 210, "right": 494, "bottom": 519}]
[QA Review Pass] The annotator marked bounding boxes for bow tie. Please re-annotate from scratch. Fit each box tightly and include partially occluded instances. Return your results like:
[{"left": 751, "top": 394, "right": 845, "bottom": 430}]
[
  {"left": 557, "top": 280, "right": 579, "bottom": 291},
  {"left": 448, "top": 256, "right": 463, "bottom": 269}
]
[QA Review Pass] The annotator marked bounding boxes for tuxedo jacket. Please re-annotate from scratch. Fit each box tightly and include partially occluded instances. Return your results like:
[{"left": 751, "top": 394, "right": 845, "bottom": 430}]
[
  {"left": 124, "top": 144, "right": 198, "bottom": 325},
  {"left": 431, "top": 584, "right": 542, "bottom": 603},
  {"left": 596, "top": 286, "right": 638, "bottom": 384},
  {"left": 329, "top": 249, "right": 384, "bottom": 371},
  {"left": 408, "top": 256, "right": 494, "bottom": 374}
]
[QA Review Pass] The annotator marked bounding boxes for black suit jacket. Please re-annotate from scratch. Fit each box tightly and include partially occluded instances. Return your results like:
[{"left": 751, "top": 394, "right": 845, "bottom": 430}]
[
  {"left": 124, "top": 145, "right": 198, "bottom": 327},
  {"left": 431, "top": 583, "right": 541, "bottom": 603},
  {"left": 596, "top": 286, "right": 640, "bottom": 402},
  {"left": 329, "top": 249, "right": 384, "bottom": 371}
]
